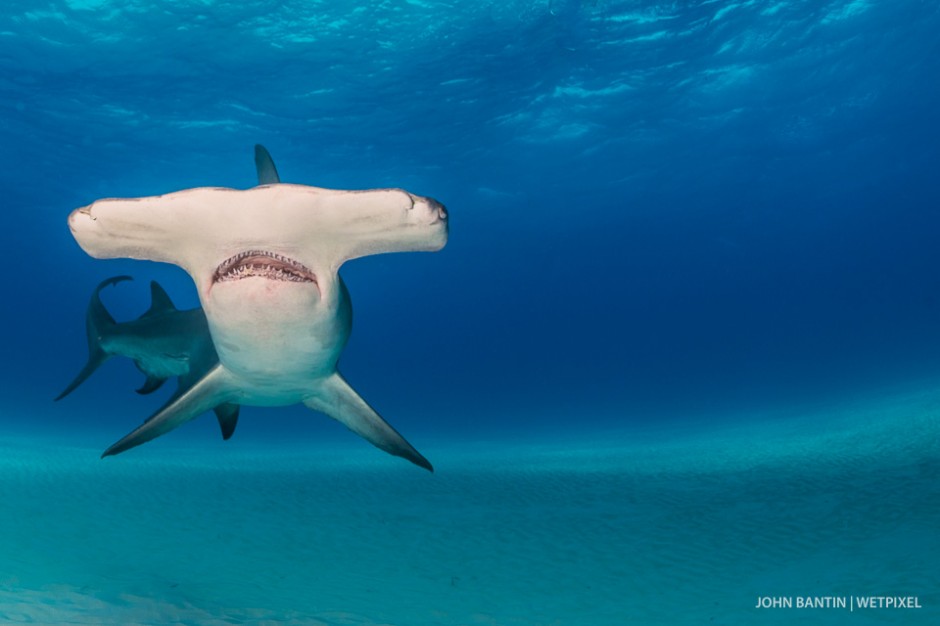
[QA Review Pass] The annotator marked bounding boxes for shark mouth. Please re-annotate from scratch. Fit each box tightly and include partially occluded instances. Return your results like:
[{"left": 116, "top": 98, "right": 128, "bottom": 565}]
[{"left": 213, "top": 250, "right": 317, "bottom": 284}]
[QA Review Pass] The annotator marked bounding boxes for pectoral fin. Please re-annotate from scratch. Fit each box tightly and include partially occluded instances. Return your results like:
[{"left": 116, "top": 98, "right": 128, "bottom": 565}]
[
  {"left": 102, "top": 364, "right": 234, "bottom": 457},
  {"left": 305, "top": 373, "right": 432, "bottom": 472}
]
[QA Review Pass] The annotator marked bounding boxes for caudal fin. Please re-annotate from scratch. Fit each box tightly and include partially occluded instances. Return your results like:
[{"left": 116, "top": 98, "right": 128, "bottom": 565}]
[{"left": 55, "top": 276, "right": 132, "bottom": 401}]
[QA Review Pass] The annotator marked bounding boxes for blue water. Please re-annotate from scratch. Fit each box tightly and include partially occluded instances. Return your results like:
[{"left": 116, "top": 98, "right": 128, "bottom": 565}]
[{"left": 2, "top": 1, "right": 939, "bottom": 624}]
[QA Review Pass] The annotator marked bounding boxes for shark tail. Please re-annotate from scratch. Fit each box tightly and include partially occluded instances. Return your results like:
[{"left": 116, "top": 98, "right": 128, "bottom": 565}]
[{"left": 55, "top": 276, "right": 133, "bottom": 401}]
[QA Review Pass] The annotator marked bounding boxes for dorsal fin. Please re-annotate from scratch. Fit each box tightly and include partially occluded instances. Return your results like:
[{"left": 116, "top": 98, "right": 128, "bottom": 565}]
[
  {"left": 139, "top": 281, "right": 177, "bottom": 319},
  {"left": 254, "top": 144, "right": 281, "bottom": 185}
]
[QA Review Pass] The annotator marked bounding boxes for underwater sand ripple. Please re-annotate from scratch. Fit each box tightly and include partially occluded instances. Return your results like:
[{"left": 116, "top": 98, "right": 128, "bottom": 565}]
[{"left": 1, "top": 388, "right": 939, "bottom": 624}]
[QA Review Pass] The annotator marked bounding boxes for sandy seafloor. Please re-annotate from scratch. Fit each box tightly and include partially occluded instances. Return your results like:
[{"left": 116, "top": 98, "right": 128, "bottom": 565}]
[{"left": 1, "top": 386, "right": 938, "bottom": 626}]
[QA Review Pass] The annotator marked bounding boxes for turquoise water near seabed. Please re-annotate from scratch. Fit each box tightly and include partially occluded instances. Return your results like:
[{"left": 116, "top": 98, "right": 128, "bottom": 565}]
[
  {"left": 2, "top": 386, "right": 938, "bottom": 625},
  {"left": 3, "top": 1, "right": 940, "bottom": 624}
]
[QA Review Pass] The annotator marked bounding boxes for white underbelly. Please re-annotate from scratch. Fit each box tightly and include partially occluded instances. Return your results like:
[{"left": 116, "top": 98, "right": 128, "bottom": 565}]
[{"left": 203, "top": 277, "right": 349, "bottom": 390}]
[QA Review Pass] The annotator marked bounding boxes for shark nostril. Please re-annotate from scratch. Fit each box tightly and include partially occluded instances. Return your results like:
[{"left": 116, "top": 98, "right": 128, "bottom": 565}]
[{"left": 438, "top": 205, "right": 447, "bottom": 220}]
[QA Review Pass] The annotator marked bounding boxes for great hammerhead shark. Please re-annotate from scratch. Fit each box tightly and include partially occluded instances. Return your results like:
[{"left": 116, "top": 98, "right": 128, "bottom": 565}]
[
  {"left": 55, "top": 275, "right": 240, "bottom": 439},
  {"left": 67, "top": 146, "right": 448, "bottom": 470}
]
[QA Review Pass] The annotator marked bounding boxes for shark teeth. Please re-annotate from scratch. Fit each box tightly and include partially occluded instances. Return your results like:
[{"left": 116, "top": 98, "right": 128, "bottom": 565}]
[{"left": 213, "top": 250, "right": 317, "bottom": 284}]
